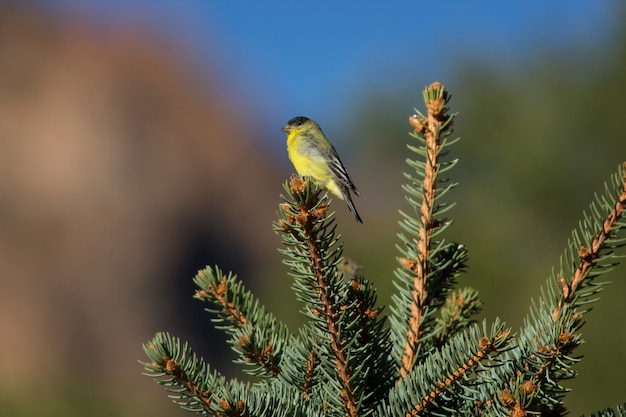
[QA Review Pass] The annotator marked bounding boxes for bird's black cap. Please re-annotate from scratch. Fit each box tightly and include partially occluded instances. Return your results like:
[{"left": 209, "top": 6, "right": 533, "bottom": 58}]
[{"left": 286, "top": 116, "right": 309, "bottom": 127}]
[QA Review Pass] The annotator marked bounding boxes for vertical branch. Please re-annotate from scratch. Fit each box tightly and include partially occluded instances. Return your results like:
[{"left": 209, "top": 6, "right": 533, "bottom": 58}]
[
  {"left": 278, "top": 177, "right": 357, "bottom": 417},
  {"left": 305, "top": 221, "right": 356, "bottom": 416},
  {"left": 400, "top": 82, "right": 452, "bottom": 377}
]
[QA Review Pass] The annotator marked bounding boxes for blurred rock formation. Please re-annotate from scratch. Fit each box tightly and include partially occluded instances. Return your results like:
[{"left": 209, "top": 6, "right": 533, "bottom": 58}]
[{"left": 0, "top": 3, "right": 282, "bottom": 391}]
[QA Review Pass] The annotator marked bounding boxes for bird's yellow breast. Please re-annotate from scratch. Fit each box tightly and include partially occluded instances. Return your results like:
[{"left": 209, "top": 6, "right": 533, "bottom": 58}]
[
  {"left": 287, "top": 130, "right": 343, "bottom": 199},
  {"left": 287, "top": 130, "right": 322, "bottom": 174}
]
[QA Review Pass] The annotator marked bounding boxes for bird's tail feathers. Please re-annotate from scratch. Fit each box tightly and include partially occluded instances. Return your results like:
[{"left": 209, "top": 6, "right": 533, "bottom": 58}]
[{"left": 342, "top": 190, "right": 363, "bottom": 224}]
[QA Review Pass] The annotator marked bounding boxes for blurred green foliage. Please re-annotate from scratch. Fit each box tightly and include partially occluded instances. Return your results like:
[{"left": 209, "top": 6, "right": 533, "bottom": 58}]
[{"left": 322, "top": 6, "right": 626, "bottom": 416}]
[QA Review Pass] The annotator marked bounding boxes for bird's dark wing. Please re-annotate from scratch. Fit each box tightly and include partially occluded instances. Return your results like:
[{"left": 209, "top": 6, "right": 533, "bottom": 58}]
[{"left": 327, "top": 149, "right": 360, "bottom": 196}]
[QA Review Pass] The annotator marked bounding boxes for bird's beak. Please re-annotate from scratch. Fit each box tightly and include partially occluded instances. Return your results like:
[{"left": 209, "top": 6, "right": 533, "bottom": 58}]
[{"left": 281, "top": 125, "right": 290, "bottom": 133}]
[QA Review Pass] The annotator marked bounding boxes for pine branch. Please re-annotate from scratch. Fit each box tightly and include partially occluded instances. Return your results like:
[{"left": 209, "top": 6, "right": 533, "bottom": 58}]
[
  {"left": 142, "top": 333, "right": 315, "bottom": 417},
  {"left": 560, "top": 165, "right": 626, "bottom": 310},
  {"left": 193, "top": 266, "right": 292, "bottom": 378},
  {"left": 141, "top": 332, "right": 228, "bottom": 415},
  {"left": 276, "top": 176, "right": 358, "bottom": 416},
  {"left": 380, "top": 320, "right": 512, "bottom": 417},
  {"left": 433, "top": 286, "right": 482, "bottom": 348},
  {"left": 391, "top": 82, "right": 468, "bottom": 378},
  {"left": 275, "top": 176, "right": 393, "bottom": 416},
  {"left": 492, "top": 163, "right": 626, "bottom": 416}
]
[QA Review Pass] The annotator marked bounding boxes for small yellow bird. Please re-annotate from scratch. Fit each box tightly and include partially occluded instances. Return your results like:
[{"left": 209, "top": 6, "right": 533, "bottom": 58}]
[{"left": 281, "top": 116, "right": 362, "bottom": 223}]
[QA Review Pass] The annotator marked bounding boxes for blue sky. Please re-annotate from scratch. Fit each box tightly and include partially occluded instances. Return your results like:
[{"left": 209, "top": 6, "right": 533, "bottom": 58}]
[{"left": 43, "top": 0, "right": 617, "bottom": 138}]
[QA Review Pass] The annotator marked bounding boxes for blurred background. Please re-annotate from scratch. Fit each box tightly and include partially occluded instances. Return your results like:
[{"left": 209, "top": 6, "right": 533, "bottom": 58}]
[{"left": 1, "top": 1, "right": 625, "bottom": 415}]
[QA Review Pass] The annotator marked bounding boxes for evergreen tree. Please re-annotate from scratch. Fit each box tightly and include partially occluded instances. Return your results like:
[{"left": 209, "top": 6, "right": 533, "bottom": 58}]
[{"left": 141, "top": 82, "right": 626, "bottom": 416}]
